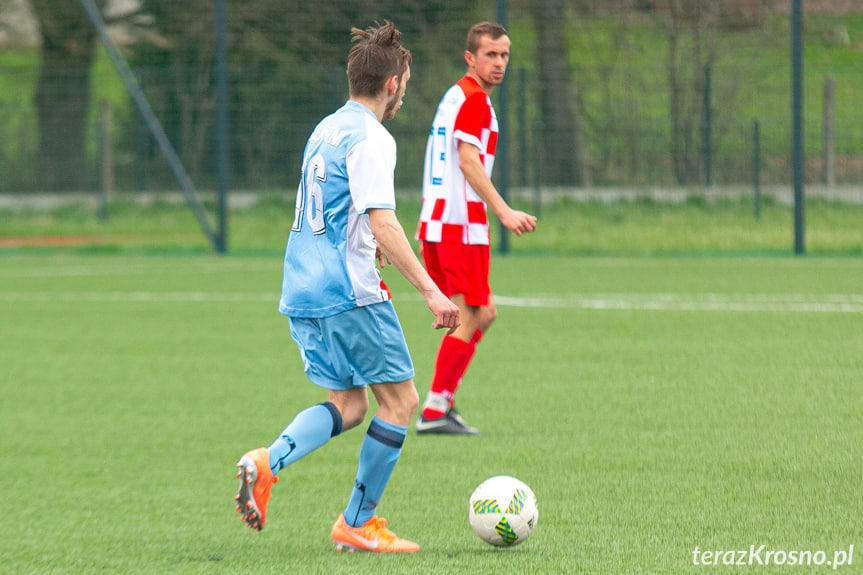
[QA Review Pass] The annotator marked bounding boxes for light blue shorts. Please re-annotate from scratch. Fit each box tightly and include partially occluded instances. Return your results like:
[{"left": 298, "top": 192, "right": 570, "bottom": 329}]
[{"left": 288, "top": 300, "right": 415, "bottom": 390}]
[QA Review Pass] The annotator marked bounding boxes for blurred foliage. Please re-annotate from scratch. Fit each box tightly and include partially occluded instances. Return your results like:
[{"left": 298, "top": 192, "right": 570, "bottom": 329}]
[
  {"left": 127, "top": 0, "right": 484, "bottom": 189},
  {"left": 2, "top": 1, "right": 862, "bottom": 193}
]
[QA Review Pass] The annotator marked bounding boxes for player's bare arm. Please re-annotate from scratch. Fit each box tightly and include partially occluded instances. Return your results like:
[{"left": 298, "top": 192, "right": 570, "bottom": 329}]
[
  {"left": 458, "top": 142, "right": 537, "bottom": 236},
  {"left": 368, "top": 208, "right": 460, "bottom": 333}
]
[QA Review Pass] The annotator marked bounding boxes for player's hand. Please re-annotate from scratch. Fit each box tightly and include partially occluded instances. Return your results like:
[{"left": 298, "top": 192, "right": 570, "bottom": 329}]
[
  {"left": 500, "top": 208, "right": 537, "bottom": 236},
  {"left": 376, "top": 243, "right": 390, "bottom": 268},
  {"left": 427, "top": 291, "right": 460, "bottom": 335}
]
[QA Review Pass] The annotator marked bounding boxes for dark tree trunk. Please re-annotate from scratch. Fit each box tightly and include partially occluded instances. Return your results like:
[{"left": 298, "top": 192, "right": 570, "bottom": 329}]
[
  {"left": 31, "top": 1, "right": 96, "bottom": 191},
  {"left": 530, "top": 0, "right": 584, "bottom": 186}
]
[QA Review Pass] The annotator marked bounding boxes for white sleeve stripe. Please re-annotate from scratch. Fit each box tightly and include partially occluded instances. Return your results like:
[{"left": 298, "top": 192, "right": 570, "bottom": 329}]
[{"left": 453, "top": 129, "right": 482, "bottom": 150}]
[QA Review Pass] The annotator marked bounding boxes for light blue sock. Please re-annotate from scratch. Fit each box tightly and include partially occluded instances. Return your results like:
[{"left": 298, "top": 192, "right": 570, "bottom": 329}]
[
  {"left": 343, "top": 416, "right": 407, "bottom": 527},
  {"left": 268, "top": 402, "right": 342, "bottom": 475}
]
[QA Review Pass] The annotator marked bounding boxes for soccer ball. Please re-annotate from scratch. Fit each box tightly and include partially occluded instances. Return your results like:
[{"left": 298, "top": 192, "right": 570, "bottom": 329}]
[{"left": 468, "top": 475, "right": 538, "bottom": 547}]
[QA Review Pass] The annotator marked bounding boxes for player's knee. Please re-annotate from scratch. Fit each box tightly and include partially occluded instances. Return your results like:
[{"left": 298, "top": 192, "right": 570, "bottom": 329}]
[
  {"left": 333, "top": 397, "right": 368, "bottom": 431},
  {"left": 341, "top": 405, "right": 368, "bottom": 430},
  {"left": 371, "top": 380, "right": 419, "bottom": 426},
  {"left": 389, "top": 382, "right": 419, "bottom": 420},
  {"left": 404, "top": 384, "right": 420, "bottom": 415},
  {"left": 481, "top": 305, "right": 497, "bottom": 330}
]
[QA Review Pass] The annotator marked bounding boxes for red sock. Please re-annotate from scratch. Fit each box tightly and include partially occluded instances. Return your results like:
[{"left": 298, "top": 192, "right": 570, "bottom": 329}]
[
  {"left": 422, "top": 335, "right": 474, "bottom": 419},
  {"left": 449, "top": 330, "right": 483, "bottom": 405}
]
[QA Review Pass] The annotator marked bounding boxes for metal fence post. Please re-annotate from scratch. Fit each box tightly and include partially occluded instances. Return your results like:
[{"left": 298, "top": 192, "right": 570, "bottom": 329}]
[
  {"left": 791, "top": 0, "right": 805, "bottom": 254},
  {"left": 497, "top": 0, "right": 510, "bottom": 255},
  {"left": 214, "top": 0, "right": 229, "bottom": 254}
]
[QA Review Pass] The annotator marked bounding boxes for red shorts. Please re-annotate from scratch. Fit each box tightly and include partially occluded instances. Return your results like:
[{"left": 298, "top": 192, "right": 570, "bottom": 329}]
[{"left": 421, "top": 241, "right": 491, "bottom": 307}]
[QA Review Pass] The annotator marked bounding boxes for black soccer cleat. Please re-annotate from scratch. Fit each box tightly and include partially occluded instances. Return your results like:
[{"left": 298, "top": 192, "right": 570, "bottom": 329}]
[{"left": 415, "top": 406, "right": 480, "bottom": 435}]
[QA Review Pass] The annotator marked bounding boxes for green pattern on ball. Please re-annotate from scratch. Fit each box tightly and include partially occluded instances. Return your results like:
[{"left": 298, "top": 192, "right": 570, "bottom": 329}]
[
  {"left": 495, "top": 516, "right": 519, "bottom": 545},
  {"left": 505, "top": 489, "right": 527, "bottom": 514},
  {"left": 472, "top": 499, "right": 500, "bottom": 514}
]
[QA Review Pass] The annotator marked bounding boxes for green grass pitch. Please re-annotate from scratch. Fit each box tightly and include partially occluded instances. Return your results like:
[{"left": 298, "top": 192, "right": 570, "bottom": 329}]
[{"left": 1, "top": 254, "right": 861, "bottom": 574}]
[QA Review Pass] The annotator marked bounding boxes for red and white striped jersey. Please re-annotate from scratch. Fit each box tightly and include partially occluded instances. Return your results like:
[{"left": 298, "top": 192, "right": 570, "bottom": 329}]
[{"left": 417, "top": 75, "right": 498, "bottom": 245}]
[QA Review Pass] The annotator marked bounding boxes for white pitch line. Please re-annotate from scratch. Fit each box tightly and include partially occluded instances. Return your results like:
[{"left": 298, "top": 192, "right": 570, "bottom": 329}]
[
  {"left": 0, "top": 259, "right": 276, "bottom": 279},
  {"left": 2, "top": 291, "right": 862, "bottom": 313},
  {"left": 0, "top": 291, "right": 276, "bottom": 303},
  {"left": 396, "top": 292, "right": 863, "bottom": 313},
  {"left": 493, "top": 294, "right": 863, "bottom": 313}
]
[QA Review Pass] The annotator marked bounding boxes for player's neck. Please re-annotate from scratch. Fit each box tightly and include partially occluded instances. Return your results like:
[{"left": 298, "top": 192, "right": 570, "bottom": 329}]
[
  {"left": 466, "top": 71, "right": 493, "bottom": 95},
  {"left": 350, "top": 96, "right": 385, "bottom": 122}
]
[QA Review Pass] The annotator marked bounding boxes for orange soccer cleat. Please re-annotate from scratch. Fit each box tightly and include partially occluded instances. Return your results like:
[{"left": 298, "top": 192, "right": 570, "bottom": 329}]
[
  {"left": 234, "top": 448, "right": 278, "bottom": 531},
  {"left": 330, "top": 513, "right": 420, "bottom": 553}
]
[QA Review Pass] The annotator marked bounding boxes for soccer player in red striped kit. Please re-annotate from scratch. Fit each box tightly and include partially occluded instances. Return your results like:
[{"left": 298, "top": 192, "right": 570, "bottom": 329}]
[{"left": 415, "top": 22, "right": 537, "bottom": 434}]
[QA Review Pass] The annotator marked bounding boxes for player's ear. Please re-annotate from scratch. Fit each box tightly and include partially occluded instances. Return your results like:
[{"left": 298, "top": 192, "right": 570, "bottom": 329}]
[
  {"left": 464, "top": 50, "right": 474, "bottom": 67},
  {"left": 387, "top": 75, "right": 399, "bottom": 96}
]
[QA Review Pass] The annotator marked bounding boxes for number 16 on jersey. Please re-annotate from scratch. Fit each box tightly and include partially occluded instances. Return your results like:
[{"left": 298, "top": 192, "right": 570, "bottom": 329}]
[{"left": 293, "top": 152, "right": 327, "bottom": 235}]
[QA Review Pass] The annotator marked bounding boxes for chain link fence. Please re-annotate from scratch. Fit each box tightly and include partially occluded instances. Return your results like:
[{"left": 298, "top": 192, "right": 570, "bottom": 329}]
[{"left": 1, "top": 1, "right": 861, "bottom": 204}]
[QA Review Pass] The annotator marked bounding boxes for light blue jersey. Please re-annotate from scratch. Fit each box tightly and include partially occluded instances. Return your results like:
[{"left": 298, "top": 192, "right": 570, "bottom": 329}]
[{"left": 279, "top": 101, "right": 397, "bottom": 318}]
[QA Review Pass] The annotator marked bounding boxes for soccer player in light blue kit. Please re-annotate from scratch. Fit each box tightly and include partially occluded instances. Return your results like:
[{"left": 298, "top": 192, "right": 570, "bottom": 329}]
[{"left": 234, "top": 21, "right": 459, "bottom": 553}]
